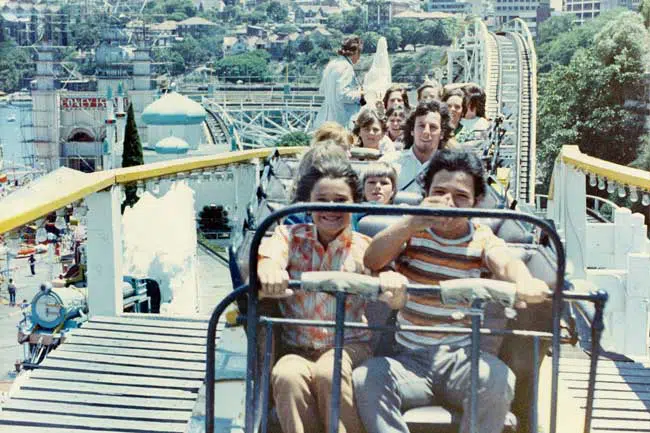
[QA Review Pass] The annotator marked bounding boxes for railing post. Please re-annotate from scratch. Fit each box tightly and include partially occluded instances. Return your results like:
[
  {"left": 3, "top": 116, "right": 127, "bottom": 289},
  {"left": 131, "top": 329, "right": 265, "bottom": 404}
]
[{"left": 85, "top": 186, "right": 123, "bottom": 317}]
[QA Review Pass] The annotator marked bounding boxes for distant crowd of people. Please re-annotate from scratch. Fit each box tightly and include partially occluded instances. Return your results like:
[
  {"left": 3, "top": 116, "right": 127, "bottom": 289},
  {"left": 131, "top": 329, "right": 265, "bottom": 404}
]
[{"left": 257, "top": 35, "right": 549, "bottom": 433}]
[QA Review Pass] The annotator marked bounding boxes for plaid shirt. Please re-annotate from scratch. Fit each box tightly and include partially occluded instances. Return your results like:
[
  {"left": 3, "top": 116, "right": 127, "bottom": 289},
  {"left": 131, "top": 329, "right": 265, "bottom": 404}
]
[{"left": 259, "top": 224, "right": 372, "bottom": 350}]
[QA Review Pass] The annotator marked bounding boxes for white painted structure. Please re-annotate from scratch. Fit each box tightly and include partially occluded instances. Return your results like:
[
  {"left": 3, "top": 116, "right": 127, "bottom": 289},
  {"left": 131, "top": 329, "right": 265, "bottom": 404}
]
[{"left": 548, "top": 146, "right": 650, "bottom": 359}]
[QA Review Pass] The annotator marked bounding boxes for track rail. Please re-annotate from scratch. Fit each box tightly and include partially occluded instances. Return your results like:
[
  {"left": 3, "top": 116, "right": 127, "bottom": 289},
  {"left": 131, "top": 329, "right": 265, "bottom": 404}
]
[{"left": 450, "top": 18, "right": 537, "bottom": 204}]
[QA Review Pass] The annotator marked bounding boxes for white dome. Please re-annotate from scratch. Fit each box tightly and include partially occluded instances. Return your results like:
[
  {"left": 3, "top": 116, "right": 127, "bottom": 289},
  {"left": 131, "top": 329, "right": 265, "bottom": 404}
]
[
  {"left": 142, "top": 92, "right": 206, "bottom": 125},
  {"left": 154, "top": 136, "right": 190, "bottom": 154}
]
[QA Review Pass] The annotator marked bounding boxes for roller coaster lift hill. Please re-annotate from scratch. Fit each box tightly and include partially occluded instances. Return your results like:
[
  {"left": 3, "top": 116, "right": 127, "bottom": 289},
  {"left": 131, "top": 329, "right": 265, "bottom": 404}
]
[{"left": 205, "top": 202, "right": 609, "bottom": 433}]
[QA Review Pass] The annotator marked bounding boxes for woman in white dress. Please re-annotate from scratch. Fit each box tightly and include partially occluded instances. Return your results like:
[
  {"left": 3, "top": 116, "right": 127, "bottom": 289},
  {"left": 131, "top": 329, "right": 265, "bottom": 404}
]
[{"left": 313, "top": 36, "right": 364, "bottom": 129}]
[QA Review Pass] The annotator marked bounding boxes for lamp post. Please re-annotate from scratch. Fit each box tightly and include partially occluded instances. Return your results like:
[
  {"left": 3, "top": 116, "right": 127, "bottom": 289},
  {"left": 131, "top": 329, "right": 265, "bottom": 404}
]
[
  {"left": 47, "top": 233, "right": 56, "bottom": 281},
  {"left": 4, "top": 232, "right": 21, "bottom": 280}
]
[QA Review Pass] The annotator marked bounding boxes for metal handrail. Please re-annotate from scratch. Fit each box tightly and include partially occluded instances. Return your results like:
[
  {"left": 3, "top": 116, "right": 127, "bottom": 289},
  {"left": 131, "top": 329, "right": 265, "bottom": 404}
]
[
  {"left": 205, "top": 203, "right": 608, "bottom": 433},
  {"left": 585, "top": 194, "right": 619, "bottom": 223}
]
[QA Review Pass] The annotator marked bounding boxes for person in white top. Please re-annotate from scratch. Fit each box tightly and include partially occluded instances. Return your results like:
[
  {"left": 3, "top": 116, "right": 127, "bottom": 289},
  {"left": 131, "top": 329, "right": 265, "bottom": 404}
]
[
  {"left": 313, "top": 36, "right": 364, "bottom": 129},
  {"left": 457, "top": 84, "right": 491, "bottom": 146},
  {"left": 353, "top": 108, "right": 396, "bottom": 154},
  {"left": 380, "top": 100, "right": 454, "bottom": 193}
]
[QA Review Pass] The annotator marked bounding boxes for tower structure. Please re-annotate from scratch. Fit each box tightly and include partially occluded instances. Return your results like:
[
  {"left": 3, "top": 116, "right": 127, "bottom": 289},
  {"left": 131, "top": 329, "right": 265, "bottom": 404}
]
[{"left": 31, "top": 43, "right": 60, "bottom": 171}]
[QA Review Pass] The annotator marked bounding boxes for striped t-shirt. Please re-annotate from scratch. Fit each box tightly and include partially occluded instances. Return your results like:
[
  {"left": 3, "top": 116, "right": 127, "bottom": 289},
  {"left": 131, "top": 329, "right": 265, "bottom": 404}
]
[{"left": 395, "top": 222, "right": 505, "bottom": 349}]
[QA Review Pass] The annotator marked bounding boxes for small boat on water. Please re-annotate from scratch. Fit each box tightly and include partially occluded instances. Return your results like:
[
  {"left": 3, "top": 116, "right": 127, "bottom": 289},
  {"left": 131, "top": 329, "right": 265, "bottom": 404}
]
[
  {"left": 6, "top": 113, "right": 16, "bottom": 122},
  {"left": 9, "top": 89, "right": 32, "bottom": 106}
]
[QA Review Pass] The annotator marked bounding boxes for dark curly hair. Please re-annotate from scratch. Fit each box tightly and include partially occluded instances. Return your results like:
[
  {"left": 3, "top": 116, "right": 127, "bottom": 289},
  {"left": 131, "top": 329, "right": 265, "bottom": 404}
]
[
  {"left": 382, "top": 85, "right": 411, "bottom": 111},
  {"left": 422, "top": 149, "right": 486, "bottom": 200},
  {"left": 338, "top": 36, "right": 363, "bottom": 57},
  {"left": 463, "top": 84, "right": 486, "bottom": 118},
  {"left": 402, "top": 101, "right": 453, "bottom": 150}
]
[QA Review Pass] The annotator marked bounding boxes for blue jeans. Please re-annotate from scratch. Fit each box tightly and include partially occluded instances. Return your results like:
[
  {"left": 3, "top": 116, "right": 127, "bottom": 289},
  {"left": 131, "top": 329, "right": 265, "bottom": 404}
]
[{"left": 353, "top": 343, "right": 515, "bottom": 433}]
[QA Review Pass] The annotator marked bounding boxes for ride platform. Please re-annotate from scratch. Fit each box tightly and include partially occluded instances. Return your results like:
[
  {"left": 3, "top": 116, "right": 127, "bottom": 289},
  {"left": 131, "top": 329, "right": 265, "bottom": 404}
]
[{"left": 0, "top": 314, "right": 224, "bottom": 433}]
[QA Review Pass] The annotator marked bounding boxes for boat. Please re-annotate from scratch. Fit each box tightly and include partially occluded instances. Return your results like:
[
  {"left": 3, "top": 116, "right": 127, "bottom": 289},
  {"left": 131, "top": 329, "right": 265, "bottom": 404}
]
[
  {"left": 6, "top": 113, "right": 16, "bottom": 122},
  {"left": 9, "top": 89, "right": 32, "bottom": 106}
]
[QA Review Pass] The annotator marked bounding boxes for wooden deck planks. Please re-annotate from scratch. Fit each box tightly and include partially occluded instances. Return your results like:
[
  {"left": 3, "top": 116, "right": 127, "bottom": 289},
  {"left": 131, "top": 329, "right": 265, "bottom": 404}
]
[
  {"left": 54, "top": 343, "right": 206, "bottom": 361},
  {"left": 47, "top": 351, "right": 205, "bottom": 372},
  {"left": 555, "top": 356, "right": 650, "bottom": 432},
  {"left": 11, "top": 390, "right": 197, "bottom": 410},
  {"left": 0, "top": 315, "right": 216, "bottom": 433},
  {"left": 39, "top": 358, "right": 205, "bottom": 380},
  {"left": 0, "top": 426, "right": 128, "bottom": 433},
  {"left": 0, "top": 412, "right": 187, "bottom": 432},
  {"left": 2, "top": 400, "right": 191, "bottom": 421},
  {"left": 70, "top": 328, "right": 207, "bottom": 346},
  {"left": 64, "top": 335, "right": 207, "bottom": 352},
  {"left": 82, "top": 322, "right": 210, "bottom": 338}
]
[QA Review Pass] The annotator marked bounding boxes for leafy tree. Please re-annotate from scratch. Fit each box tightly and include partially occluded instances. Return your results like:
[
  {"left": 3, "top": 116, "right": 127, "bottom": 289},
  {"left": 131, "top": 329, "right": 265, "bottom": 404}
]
[
  {"left": 298, "top": 37, "right": 314, "bottom": 53},
  {"left": 536, "top": 11, "right": 649, "bottom": 192},
  {"left": 266, "top": 1, "right": 289, "bottom": 22},
  {"left": 121, "top": 103, "right": 144, "bottom": 212},
  {"left": 144, "top": 0, "right": 196, "bottom": 23},
  {"left": 327, "top": 8, "right": 366, "bottom": 34},
  {"left": 198, "top": 205, "right": 231, "bottom": 236},
  {"left": 275, "top": 24, "right": 298, "bottom": 34},
  {"left": 537, "top": 14, "right": 575, "bottom": 45},
  {"left": 392, "top": 18, "right": 419, "bottom": 51},
  {"left": 384, "top": 27, "right": 402, "bottom": 52},
  {"left": 0, "top": 41, "right": 33, "bottom": 92},
  {"left": 360, "top": 31, "right": 380, "bottom": 53},
  {"left": 276, "top": 131, "right": 311, "bottom": 147},
  {"left": 152, "top": 48, "right": 186, "bottom": 75},
  {"left": 640, "top": 0, "right": 650, "bottom": 28},
  {"left": 215, "top": 51, "right": 270, "bottom": 82}
]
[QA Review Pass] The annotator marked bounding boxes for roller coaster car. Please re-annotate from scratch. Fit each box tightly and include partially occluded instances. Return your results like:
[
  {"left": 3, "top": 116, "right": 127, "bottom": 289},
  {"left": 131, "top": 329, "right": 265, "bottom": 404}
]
[{"left": 205, "top": 157, "right": 608, "bottom": 433}]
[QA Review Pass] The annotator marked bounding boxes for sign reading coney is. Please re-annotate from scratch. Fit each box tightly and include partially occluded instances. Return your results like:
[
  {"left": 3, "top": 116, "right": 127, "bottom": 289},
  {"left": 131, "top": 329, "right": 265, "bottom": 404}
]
[{"left": 60, "top": 97, "right": 129, "bottom": 110}]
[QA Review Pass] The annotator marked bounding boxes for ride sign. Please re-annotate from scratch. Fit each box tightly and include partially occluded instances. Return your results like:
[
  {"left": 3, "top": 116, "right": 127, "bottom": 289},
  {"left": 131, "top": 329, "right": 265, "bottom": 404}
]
[{"left": 60, "top": 97, "right": 129, "bottom": 110}]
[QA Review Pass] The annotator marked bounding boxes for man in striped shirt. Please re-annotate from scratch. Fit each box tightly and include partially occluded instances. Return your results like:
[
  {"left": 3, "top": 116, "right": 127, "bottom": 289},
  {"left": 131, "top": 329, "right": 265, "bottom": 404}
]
[{"left": 353, "top": 149, "right": 548, "bottom": 433}]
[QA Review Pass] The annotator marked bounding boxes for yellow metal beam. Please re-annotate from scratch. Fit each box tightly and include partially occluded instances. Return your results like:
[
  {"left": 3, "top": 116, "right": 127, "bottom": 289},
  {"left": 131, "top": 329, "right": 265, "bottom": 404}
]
[{"left": 0, "top": 147, "right": 305, "bottom": 236}]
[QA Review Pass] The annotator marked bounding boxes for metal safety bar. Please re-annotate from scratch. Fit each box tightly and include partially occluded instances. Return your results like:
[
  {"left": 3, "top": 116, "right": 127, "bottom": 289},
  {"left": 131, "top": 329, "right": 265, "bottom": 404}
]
[{"left": 204, "top": 202, "right": 608, "bottom": 433}]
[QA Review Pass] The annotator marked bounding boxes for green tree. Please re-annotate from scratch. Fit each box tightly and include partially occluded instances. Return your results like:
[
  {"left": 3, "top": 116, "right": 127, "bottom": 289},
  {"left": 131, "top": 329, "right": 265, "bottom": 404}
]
[
  {"left": 298, "top": 37, "right": 314, "bottom": 53},
  {"left": 536, "top": 11, "right": 649, "bottom": 192},
  {"left": 121, "top": 103, "right": 144, "bottom": 212},
  {"left": 215, "top": 51, "right": 270, "bottom": 82},
  {"left": 392, "top": 18, "right": 419, "bottom": 51},
  {"left": 153, "top": 49, "right": 186, "bottom": 75},
  {"left": 384, "top": 27, "right": 402, "bottom": 52},
  {"left": 0, "top": 41, "right": 33, "bottom": 92},
  {"left": 266, "top": 1, "right": 289, "bottom": 22},
  {"left": 640, "top": 0, "right": 650, "bottom": 28},
  {"left": 360, "top": 31, "right": 380, "bottom": 53},
  {"left": 328, "top": 8, "right": 367, "bottom": 34},
  {"left": 276, "top": 131, "right": 310, "bottom": 147},
  {"left": 275, "top": 24, "right": 298, "bottom": 34}
]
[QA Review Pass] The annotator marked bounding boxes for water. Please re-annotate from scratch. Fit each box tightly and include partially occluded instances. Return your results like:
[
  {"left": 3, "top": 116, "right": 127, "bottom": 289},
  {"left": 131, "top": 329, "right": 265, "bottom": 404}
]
[{"left": 0, "top": 105, "right": 33, "bottom": 167}]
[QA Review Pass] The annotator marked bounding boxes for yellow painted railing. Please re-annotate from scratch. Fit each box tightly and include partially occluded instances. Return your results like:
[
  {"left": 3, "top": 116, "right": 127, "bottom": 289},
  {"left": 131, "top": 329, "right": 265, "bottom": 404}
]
[
  {"left": 0, "top": 147, "right": 305, "bottom": 235},
  {"left": 561, "top": 145, "right": 650, "bottom": 190}
]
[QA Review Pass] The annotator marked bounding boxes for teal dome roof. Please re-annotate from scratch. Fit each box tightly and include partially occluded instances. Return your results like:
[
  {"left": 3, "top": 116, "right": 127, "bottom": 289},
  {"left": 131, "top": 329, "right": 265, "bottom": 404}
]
[
  {"left": 142, "top": 92, "right": 206, "bottom": 125},
  {"left": 154, "top": 136, "right": 190, "bottom": 154}
]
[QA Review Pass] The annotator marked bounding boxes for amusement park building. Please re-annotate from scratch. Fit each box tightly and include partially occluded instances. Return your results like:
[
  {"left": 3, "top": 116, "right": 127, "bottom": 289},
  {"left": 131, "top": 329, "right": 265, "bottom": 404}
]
[
  {"left": 493, "top": 0, "right": 551, "bottom": 36},
  {"left": 30, "top": 32, "right": 157, "bottom": 173},
  {"left": 563, "top": 0, "right": 640, "bottom": 23}
]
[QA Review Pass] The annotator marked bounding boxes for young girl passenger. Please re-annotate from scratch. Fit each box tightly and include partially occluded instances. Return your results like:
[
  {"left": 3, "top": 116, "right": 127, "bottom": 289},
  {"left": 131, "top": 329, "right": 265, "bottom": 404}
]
[{"left": 258, "top": 158, "right": 404, "bottom": 433}]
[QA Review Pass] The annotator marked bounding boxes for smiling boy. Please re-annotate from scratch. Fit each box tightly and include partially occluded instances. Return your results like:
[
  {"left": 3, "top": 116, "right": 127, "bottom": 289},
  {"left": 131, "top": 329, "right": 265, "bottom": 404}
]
[{"left": 353, "top": 149, "right": 548, "bottom": 433}]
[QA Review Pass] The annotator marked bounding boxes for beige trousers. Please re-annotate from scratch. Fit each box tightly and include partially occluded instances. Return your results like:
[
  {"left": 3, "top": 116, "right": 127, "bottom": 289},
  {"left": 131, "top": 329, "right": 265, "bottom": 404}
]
[{"left": 271, "top": 342, "right": 372, "bottom": 433}]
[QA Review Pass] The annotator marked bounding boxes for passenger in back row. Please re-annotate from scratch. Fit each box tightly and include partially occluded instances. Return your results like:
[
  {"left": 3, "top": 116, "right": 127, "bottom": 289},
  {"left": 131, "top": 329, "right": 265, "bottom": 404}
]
[
  {"left": 353, "top": 149, "right": 548, "bottom": 433},
  {"left": 380, "top": 100, "right": 454, "bottom": 193}
]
